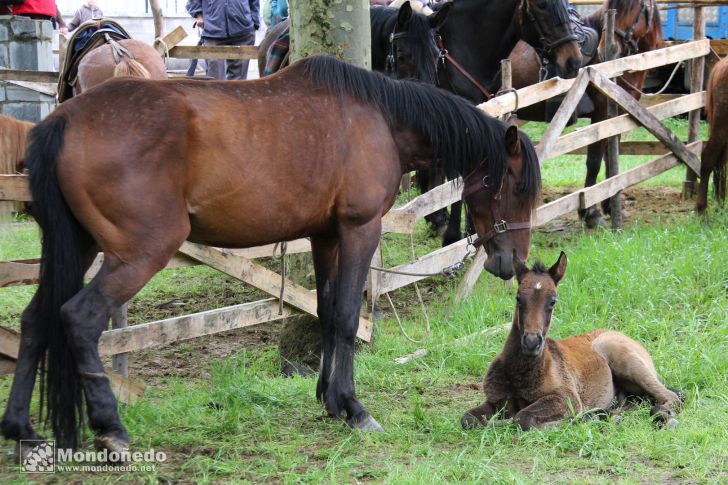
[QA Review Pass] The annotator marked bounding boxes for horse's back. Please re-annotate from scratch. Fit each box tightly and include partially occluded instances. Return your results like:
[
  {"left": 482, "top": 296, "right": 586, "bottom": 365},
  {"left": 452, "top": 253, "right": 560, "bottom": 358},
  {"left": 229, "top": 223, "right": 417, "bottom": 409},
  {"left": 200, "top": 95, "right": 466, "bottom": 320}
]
[{"left": 77, "top": 39, "right": 167, "bottom": 93}]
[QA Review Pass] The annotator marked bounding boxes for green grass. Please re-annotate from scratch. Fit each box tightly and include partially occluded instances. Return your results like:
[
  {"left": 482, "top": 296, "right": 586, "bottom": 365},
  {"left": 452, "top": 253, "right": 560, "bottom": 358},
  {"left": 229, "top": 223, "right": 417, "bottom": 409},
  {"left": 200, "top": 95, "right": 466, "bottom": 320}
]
[{"left": 0, "top": 119, "right": 726, "bottom": 482}]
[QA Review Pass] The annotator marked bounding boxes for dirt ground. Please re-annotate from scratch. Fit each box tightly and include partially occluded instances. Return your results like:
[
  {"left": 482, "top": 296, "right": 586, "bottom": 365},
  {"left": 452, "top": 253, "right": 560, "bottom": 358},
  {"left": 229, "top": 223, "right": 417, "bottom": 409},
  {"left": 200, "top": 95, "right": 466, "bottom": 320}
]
[{"left": 120, "top": 185, "right": 694, "bottom": 387}]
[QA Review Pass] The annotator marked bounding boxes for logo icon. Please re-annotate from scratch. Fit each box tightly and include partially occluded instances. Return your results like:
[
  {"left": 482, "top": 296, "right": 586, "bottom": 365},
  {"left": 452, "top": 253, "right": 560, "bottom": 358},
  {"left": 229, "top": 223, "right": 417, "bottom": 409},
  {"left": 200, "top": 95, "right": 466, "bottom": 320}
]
[{"left": 19, "top": 440, "right": 55, "bottom": 473}]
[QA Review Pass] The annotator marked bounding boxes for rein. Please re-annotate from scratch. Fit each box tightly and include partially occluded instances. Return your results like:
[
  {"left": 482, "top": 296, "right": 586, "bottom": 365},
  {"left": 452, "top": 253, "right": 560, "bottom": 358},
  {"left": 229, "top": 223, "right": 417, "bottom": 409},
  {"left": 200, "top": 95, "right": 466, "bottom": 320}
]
[
  {"left": 614, "top": 0, "right": 653, "bottom": 56},
  {"left": 435, "top": 33, "right": 493, "bottom": 101},
  {"left": 460, "top": 167, "right": 532, "bottom": 249}
]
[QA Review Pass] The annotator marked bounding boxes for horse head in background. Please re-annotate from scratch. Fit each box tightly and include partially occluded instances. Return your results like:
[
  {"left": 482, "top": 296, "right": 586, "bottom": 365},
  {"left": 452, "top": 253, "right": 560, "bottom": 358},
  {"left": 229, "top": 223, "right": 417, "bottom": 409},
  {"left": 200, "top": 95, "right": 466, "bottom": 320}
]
[{"left": 258, "top": 1, "right": 450, "bottom": 83}]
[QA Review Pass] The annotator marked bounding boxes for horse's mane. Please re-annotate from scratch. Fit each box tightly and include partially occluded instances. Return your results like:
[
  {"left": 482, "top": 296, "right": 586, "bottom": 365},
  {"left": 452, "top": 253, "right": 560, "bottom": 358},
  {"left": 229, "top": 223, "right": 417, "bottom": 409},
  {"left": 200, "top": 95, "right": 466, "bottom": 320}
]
[
  {"left": 370, "top": 6, "right": 438, "bottom": 83},
  {"left": 300, "top": 55, "right": 541, "bottom": 208},
  {"left": 531, "top": 261, "right": 549, "bottom": 274}
]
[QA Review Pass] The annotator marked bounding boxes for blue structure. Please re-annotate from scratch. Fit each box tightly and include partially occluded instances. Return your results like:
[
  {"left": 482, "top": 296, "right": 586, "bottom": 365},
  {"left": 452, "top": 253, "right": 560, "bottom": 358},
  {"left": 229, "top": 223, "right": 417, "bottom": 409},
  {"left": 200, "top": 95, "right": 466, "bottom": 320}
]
[{"left": 573, "top": 4, "right": 728, "bottom": 41}]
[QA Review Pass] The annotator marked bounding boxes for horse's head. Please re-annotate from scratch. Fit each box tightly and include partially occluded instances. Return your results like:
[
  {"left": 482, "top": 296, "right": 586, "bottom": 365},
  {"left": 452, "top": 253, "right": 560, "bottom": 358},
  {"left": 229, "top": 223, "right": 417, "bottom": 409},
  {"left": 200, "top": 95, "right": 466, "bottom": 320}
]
[
  {"left": 512, "top": 251, "right": 567, "bottom": 357},
  {"left": 386, "top": 1, "right": 450, "bottom": 84},
  {"left": 462, "top": 125, "right": 541, "bottom": 280},
  {"left": 597, "top": 0, "right": 660, "bottom": 62},
  {"left": 519, "top": 0, "right": 582, "bottom": 79}
]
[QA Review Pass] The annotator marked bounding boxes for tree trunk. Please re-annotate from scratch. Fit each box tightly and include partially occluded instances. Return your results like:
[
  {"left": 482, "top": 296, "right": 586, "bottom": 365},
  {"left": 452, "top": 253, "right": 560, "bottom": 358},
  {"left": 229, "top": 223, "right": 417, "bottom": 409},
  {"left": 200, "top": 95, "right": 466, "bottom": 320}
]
[
  {"left": 289, "top": 0, "right": 371, "bottom": 69},
  {"left": 149, "top": 0, "right": 165, "bottom": 39}
]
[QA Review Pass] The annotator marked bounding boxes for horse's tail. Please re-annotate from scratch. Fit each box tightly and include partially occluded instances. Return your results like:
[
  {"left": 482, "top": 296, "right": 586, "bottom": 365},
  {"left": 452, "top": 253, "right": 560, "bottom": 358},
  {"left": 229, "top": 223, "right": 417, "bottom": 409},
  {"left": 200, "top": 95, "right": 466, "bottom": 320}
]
[
  {"left": 113, "top": 56, "right": 152, "bottom": 79},
  {"left": 26, "top": 115, "right": 86, "bottom": 448}
]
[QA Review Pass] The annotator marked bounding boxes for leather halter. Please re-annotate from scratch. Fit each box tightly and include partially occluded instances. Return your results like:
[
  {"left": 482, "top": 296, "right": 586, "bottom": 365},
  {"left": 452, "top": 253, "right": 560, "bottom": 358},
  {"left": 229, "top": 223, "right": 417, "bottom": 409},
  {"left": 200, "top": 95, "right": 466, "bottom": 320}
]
[
  {"left": 385, "top": 28, "right": 409, "bottom": 76},
  {"left": 614, "top": 0, "right": 653, "bottom": 56},
  {"left": 460, "top": 167, "right": 532, "bottom": 249},
  {"left": 522, "top": 0, "right": 578, "bottom": 57}
]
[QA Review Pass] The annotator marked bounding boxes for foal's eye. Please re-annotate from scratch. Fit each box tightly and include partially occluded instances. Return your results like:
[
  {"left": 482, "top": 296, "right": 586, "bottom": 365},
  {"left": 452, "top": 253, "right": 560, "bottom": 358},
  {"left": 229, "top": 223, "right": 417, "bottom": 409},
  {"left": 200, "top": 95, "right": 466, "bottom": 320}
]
[{"left": 547, "top": 297, "right": 557, "bottom": 309}]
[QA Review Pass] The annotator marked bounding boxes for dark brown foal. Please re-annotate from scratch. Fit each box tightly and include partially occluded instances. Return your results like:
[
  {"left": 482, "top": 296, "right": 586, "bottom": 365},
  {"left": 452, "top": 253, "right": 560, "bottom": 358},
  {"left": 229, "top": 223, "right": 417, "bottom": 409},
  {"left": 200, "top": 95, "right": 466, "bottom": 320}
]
[{"left": 462, "top": 252, "right": 682, "bottom": 431}]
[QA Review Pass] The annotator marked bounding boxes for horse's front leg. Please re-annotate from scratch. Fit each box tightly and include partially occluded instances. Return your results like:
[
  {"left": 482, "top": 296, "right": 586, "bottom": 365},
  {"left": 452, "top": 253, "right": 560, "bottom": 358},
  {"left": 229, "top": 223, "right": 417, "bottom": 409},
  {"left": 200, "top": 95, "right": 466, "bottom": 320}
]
[
  {"left": 325, "top": 218, "right": 383, "bottom": 431},
  {"left": 515, "top": 393, "right": 576, "bottom": 431},
  {"left": 580, "top": 139, "right": 607, "bottom": 228},
  {"left": 461, "top": 401, "right": 505, "bottom": 429},
  {"left": 311, "top": 236, "right": 339, "bottom": 404}
]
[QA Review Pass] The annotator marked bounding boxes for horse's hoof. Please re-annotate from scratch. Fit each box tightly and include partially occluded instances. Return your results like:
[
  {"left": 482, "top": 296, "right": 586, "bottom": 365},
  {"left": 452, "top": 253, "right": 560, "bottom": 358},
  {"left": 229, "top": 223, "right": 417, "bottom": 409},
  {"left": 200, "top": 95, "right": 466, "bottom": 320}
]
[
  {"left": 461, "top": 413, "right": 480, "bottom": 429},
  {"left": 348, "top": 413, "right": 384, "bottom": 432},
  {"left": 93, "top": 435, "right": 129, "bottom": 460},
  {"left": 584, "top": 215, "right": 607, "bottom": 229},
  {"left": 666, "top": 418, "right": 679, "bottom": 429}
]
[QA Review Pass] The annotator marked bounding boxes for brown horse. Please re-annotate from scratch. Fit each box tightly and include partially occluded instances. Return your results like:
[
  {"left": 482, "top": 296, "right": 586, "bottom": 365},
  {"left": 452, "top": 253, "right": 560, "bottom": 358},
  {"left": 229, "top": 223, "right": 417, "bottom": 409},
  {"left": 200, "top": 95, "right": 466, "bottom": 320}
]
[
  {"left": 75, "top": 38, "right": 167, "bottom": 94},
  {"left": 461, "top": 252, "right": 682, "bottom": 431},
  {"left": 697, "top": 55, "right": 728, "bottom": 214},
  {"left": 0, "top": 114, "right": 33, "bottom": 174},
  {"left": 2, "top": 56, "right": 542, "bottom": 453},
  {"left": 509, "top": 0, "right": 662, "bottom": 227}
]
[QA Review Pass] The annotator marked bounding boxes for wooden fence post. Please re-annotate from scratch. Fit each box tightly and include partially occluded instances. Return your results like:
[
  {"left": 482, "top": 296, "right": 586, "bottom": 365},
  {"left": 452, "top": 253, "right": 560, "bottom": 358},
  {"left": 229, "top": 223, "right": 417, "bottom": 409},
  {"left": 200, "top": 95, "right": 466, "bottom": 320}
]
[
  {"left": 682, "top": 5, "right": 705, "bottom": 199},
  {"left": 500, "top": 58, "right": 512, "bottom": 121},
  {"left": 605, "top": 9, "right": 622, "bottom": 229},
  {"left": 111, "top": 304, "right": 129, "bottom": 377}
]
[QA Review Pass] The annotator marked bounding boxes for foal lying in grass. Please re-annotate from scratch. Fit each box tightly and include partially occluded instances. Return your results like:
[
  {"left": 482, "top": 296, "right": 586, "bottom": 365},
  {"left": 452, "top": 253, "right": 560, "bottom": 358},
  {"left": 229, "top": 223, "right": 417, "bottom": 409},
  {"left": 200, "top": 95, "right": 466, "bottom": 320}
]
[{"left": 462, "top": 252, "right": 682, "bottom": 430}]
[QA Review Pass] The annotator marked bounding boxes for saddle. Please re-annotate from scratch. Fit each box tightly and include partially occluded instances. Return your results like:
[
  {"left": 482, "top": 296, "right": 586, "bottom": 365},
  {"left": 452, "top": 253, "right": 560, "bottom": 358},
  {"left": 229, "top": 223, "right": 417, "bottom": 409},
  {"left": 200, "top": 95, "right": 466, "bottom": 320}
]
[{"left": 57, "top": 18, "right": 132, "bottom": 103}]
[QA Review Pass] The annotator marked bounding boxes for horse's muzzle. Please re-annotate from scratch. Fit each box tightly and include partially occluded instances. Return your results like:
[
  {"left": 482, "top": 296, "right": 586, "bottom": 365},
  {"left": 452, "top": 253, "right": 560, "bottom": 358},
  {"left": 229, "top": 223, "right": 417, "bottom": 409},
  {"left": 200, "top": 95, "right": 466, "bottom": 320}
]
[{"left": 521, "top": 333, "right": 544, "bottom": 356}]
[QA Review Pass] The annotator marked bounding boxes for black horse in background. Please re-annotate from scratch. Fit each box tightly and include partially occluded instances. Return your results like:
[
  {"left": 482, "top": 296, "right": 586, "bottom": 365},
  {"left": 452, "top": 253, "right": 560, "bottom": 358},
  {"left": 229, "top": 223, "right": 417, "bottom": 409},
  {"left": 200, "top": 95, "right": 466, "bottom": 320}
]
[
  {"left": 419, "top": 0, "right": 582, "bottom": 246},
  {"left": 258, "top": 1, "right": 450, "bottom": 83}
]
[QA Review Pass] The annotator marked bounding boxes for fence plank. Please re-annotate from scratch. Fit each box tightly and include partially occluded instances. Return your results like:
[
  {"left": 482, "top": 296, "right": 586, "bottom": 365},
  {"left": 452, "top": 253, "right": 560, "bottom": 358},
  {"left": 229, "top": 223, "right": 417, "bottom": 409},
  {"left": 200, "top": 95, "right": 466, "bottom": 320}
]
[
  {"left": 379, "top": 238, "right": 469, "bottom": 294},
  {"left": 154, "top": 25, "right": 187, "bottom": 56},
  {"left": 536, "top": 69, "right": 591, "bottom": 162},
  {"left": 550, "top": 92, "right": 704, "bottom": 159},
  {"left": 0, "top": 326, "right": 20, "bottom": 359},
  {"left": 168, "top": 45, "right": 258, "bottom": 60},
  {"left": 0, "top": 69, "right": 58, "bottom": 83},
  {"left": 534, "top": 192, "right": 582, "bottom": 227},
  {"left": 580, "top": 141, "right": 702, "bottom": 208},
  {"left": 97, "top": 297, "right": 297, "bottom": 356},
  {"left": 480, "top": 39, "right": 710, "bottom": 118},
  {"left": 453, "top": 246, "right": 488, "bottom": 305},
  {"left": 590, "top": 70, "right": 701, "bottom": 174},
  {"left": 0, "top": 175, "right": 31, "bottom": 202},
  {"left": 179, "top": 242, "right": 373, "bottom": 342}
]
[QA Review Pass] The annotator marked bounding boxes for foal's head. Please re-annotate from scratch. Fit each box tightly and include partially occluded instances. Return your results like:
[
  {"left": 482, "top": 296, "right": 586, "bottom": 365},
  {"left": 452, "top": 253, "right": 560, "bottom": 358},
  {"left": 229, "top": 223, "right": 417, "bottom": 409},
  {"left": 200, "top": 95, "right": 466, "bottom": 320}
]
[{"left": 512, "top": 251, "right": 567, "bottom": 357}]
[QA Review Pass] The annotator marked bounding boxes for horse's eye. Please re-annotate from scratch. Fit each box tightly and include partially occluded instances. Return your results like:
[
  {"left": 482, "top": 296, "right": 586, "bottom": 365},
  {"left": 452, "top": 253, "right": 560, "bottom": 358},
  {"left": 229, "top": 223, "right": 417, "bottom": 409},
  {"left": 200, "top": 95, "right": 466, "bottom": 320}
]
[{"left": 547, "top": 297, "right": 557, "bottom": 309}]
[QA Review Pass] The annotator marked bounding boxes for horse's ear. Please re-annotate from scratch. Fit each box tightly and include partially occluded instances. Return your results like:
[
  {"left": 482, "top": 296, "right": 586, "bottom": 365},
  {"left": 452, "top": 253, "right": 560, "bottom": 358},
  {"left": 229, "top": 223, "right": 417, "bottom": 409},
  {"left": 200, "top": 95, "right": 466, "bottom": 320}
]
[
  {"left": 505, "top": 125, "right": 521, "bottom": 157},
  {"left": 513, "top": 250, "right": 529, "bottom": 282},
  {"left": 397, "top": 1, "right": 413, "bottom": 28},
  {"left": 429, "top": 2, "right": 451, "bottom": 30},
  {"left": 548, "top": 251, "right": 567, "bottom": 285}
]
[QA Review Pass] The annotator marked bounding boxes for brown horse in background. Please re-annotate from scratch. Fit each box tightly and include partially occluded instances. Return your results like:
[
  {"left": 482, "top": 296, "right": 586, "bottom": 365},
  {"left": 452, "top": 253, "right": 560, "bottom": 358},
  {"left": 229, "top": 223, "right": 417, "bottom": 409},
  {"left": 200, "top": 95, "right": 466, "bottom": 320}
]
[
  {"left": 2, "top": 56, "right": 542, "bottom": 453},
  {"left": 0, "top": 114, "right": 33, "bottom": 174},
  {"left": 461, "top": 252, "right": 682, "bottom": 431},
  {"left": 509, "top": 0, "right": 662, "bottom": 227},
  {"left": 697, "top": 55, "right": 728, "bottom": 214},
  {"left": 75, "top": 38, "right": 167, "bottom": 94}
]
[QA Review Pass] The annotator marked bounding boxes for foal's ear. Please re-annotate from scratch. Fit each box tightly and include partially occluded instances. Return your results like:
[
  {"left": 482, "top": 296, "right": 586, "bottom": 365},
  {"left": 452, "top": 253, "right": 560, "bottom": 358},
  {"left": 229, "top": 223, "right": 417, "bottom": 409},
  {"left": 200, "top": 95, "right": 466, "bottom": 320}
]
[
  {"left": 548, "top": 251, "right": 567, "bottom": 285},
  {"left": 505, "top": 125, "right": 521, "bottom": 157},
  {"left": 429, "top": 2, "right": 451, "bottom": 30},
  {"left": 397, "top": 1, "right": 414, "bottom": 28},
  {"left": 513, "top": 249, "right": 529, "bottom": 282}
]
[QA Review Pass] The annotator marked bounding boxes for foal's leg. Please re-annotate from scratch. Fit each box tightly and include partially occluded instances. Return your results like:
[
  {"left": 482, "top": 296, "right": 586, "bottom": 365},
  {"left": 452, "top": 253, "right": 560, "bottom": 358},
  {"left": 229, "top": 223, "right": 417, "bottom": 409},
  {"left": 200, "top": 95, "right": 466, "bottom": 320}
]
[
  {"left": 515, "top": 393, "right": 576, "bottom": 431},
  {"left": 325, "top": 219, "right": 383, "bottom": 431},
  {"left": 311, "top": 236, "right": 339, "bottom": 404},
  {"left": 594, "top": 332, "right": 681, "bottom": 426},
  {"left": 461, "top": 401, "right": 499, "bottom": 429}
]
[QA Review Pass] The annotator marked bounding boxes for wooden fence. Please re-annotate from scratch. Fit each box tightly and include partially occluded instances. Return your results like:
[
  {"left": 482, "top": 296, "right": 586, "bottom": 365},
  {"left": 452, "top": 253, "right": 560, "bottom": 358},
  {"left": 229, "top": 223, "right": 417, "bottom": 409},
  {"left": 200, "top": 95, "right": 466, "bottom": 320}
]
[{"left": 0, "top": 21, "right": 710, "bottom": 398}]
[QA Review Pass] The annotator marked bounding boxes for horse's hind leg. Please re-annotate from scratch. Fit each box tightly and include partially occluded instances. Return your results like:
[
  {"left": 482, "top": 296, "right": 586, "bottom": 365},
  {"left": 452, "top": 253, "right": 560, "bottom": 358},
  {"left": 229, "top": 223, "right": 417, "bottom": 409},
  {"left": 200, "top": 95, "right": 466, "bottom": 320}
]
[
  {"left": 60, "top": 229, "right": 187, "bottom": 451},
  {"left": 593, "top": 332, "right": 681, "bottom": 426},
  {"left": 697, "top": 136, "right": 725, "bottom": 214},
  {"left": 2, "top": 243, "right": 96, "bottom": 453},
  {"left": 1, "top": 294, "right": 46, "bottom": 446}
]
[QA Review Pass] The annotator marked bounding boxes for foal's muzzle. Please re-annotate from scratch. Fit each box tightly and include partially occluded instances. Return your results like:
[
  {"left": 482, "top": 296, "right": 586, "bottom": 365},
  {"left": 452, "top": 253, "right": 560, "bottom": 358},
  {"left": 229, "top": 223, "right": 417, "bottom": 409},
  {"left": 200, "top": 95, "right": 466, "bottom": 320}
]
[{"left": 521, "top": 332, "right": 544, "bottom": 356}]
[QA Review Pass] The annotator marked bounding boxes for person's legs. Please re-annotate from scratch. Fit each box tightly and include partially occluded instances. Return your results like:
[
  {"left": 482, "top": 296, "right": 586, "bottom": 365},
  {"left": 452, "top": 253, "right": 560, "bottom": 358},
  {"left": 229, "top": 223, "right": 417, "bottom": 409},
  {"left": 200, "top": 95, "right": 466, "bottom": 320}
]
[
  {"left": 202, "top": 37, "right": 225, "bottom": 80},
  {"left": 225, "top": 31, "right": 256, "bottom": 80}
]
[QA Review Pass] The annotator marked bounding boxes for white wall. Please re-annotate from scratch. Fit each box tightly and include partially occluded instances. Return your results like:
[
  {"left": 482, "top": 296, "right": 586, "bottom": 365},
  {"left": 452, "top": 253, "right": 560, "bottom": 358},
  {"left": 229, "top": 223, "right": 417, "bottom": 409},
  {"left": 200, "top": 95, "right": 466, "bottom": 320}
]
[{"left": 56, "top": 0, "right": 190, "bottom": 17}]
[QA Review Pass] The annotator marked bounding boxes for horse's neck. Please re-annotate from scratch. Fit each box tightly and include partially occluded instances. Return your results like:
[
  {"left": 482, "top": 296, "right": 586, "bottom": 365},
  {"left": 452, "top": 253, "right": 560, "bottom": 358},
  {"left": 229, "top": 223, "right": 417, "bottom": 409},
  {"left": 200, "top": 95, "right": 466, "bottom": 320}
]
[
  {"left": 501, "top": 307, "right": 551, "bottom": 383},
  {"left": 439, "top": 0, "right": 521, "bottom": 101}
]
